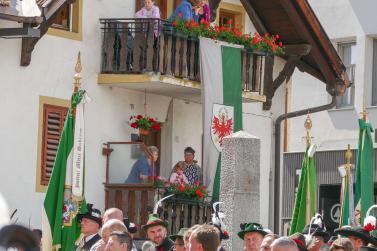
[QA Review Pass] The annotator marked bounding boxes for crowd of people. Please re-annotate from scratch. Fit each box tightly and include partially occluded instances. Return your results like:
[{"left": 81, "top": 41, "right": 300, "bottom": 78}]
[
  {"left": 67, "top": 204, "right": 377, "bottom": 251},
  {"left": 70, "top": 204, "right": 377, "bottom": 251}
]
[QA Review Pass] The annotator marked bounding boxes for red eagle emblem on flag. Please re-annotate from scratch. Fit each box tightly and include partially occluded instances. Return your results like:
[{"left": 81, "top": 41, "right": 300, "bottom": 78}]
[{"left": 211, "top": 104, "right": 234, "bottom": 151}]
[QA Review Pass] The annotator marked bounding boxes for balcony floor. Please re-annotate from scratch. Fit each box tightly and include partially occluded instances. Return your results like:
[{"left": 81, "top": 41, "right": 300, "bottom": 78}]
[{"left": 98, "top": 73, "right": 266, "bottom": 103}]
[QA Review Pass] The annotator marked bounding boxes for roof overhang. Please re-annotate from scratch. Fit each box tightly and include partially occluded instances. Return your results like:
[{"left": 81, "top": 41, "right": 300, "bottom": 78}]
[{"left": 211, "top": 0, "right": 350, "bottom": 96}]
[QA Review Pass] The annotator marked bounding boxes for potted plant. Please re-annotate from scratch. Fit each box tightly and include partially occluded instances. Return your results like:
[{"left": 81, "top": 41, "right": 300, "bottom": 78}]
[{"left": 129, "top": 114, "right": 161, "bottom": 135}]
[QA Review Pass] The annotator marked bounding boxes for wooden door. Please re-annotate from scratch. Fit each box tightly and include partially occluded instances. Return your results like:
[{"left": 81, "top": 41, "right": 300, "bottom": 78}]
[{"left": 135, "top": 0, "right": 168, "bottom": 19}]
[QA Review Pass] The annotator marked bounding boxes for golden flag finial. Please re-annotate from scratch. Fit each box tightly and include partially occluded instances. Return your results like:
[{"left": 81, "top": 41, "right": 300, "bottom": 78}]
[
  {"left": 73, "top": 52, "right": 82, "bottom": 92},
  {"left": 362, "top": 101, "right": 367, "bottom": 122},
  {"left": 304, "top": 113, "right": 312, "bottom": 147},
  {"left": 345, "top": 144, "right": 352, "bottom": 166}
]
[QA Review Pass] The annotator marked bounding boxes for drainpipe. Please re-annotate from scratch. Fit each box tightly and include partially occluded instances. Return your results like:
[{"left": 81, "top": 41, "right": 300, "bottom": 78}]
[{"left": 273, "top": 95, "right": 336, "bottom": 234}]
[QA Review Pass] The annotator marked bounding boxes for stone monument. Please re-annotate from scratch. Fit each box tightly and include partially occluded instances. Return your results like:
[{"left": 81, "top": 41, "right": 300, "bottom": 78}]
[{"left": 219, "top": 130, "right": 261, "bottom": 251}]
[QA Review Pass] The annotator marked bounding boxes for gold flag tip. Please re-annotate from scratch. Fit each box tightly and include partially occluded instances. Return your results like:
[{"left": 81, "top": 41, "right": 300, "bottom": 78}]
[{"left": 75, "top": 52, "right": 82, "bottom": 74}]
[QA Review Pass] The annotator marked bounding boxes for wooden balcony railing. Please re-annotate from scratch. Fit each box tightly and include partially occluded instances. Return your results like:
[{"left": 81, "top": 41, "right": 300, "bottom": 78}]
[
  {"left": 100, "top": 18, "right": 266, "bottom": 93},
  {"left": 104, "top": 184, "right": 212, "bottom": 238}
]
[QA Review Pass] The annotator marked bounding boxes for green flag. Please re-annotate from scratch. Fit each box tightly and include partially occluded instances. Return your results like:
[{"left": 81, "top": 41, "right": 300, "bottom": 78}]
[
  {"left": 355, "top": 119, "right": 374, "bottom": 224},
  {"left": 200, "top": 38, "right": 243, "bottom": 202},
  {"left": 289, "top": 148, "right": 317, "bottom": 235},
  {"left": 42, "top": 91, "right": 88, "bottom": 251}
]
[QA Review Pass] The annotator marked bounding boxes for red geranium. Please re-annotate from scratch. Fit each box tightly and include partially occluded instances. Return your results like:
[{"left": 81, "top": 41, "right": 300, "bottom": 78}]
[
  {"left": 179, "top": 184, "right": 185, "bottom": 192},
  {"left": 170, "top": 16, "right": 284, "bottom": 55},
  {"left": 129, "top": 114, "right": 161, "bottom": 132},
  {"left": 196, "top": 188, "right": 204, "bottom": 198}
]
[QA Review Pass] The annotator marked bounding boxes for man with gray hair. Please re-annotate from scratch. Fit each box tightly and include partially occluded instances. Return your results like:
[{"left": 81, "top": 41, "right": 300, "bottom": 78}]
[
  {"left": 90, "top": 219, "right": 128, "bottom": 251},
  {"left": 271, "top": 237, "right": 299, "bottom": 251},
  {"left": 125, "top": 146, "right": 159, "bottom": 184},
  {"left": 102, "top": 208, "right": 123, "bottom": 224}
]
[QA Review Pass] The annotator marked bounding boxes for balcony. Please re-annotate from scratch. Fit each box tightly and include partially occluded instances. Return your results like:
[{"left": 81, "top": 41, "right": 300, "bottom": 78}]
[
  {"left": 98, "top": 18, "right": 267, "bottom": 102},
  {"left": 102, "top": 142, "right": 212, "bottom": 238}
]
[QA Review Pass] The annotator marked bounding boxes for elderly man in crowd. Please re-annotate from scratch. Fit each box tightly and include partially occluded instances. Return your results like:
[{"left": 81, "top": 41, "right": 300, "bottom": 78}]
[
  {"left": 76, "top": 204, "right": 102, "bottom": 251},
  {"left": 188, "top": 224, "right": 220, "bottom": 251},
  {"left": 238, "top": 222, "right": 268, "bottom": 251},
  {"left": 271, "top": 237, "right": 299, "bottom": 251},
  {"left": 105, "top": 231, "right": 133, "bottom": 251},
  {"left": 90, "top": 219, "right": 127, "bottom": 251}
]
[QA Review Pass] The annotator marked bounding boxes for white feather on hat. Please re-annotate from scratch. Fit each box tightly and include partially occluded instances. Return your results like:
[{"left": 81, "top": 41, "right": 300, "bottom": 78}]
[
  {"left": 364, "top": 205, "right": 377, "bottom": 232},
  {"left": 0, "top": 194, "right": 9, "bottom": 228}
]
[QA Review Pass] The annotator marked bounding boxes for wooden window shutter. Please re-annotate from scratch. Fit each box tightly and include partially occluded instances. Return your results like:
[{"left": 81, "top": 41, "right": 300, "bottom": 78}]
[{"left": 40, "top": 104, "right": 68, "bottom": 186}]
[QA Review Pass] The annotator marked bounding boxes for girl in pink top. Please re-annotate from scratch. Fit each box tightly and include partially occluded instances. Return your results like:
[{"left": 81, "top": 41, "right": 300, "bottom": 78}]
[
  {"left": 170, "top": 161, "right": 189, "bottom": 184},
  {"left": 135, "top": 0, "right": 161, "bottom": 19},
  {"left": 194, "top": 0, "right": 211, "bottom": 22}
]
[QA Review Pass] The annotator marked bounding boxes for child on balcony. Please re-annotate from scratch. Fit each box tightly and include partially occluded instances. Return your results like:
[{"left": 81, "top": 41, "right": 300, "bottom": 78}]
[
  {"left": 135, "top": 0, "right": 160, "bottom": 19},
  {"left": 170, "top": 161, "right": 189, "bottom": 184},
  {"left": 194, "top": 0, "right": 211, "bottom": 23}
]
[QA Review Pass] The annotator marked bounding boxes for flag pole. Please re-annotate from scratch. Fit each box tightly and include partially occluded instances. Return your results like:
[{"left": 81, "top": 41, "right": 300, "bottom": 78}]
[
  {"left": 304, "top": 113, "right": 312, "bottom": 223},
  {"left": 72, "top": 52, "right": 82, "bottom": 115}
]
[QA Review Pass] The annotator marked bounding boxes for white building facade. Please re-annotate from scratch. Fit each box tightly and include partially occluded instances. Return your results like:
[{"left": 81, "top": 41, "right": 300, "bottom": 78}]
[{"left": 0, "top": 0, "right": 290, "bottom": 231}]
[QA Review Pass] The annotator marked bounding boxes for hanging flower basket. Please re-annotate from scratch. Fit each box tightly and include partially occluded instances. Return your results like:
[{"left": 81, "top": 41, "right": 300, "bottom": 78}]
[{"left": 129, "top": 114, "right": 161, "bottom": 134}]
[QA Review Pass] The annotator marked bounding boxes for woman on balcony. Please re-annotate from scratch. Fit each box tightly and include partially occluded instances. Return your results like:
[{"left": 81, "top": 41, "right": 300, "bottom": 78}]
[
  {"left": 135, "top": 0, "right": 160, "bottom": 19},
  {"left": 169, "top": 0, "right": 200, "bottom": 22}
]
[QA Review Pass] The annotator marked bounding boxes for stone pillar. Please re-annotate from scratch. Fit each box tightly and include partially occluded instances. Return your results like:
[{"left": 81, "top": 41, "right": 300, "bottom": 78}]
[{"left": 219, "top": 131, "right": 260, "bottom": 251}]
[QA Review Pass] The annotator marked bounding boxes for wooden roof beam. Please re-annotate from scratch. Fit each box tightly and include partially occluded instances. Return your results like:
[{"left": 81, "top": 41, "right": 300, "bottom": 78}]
[
  {"left": 239, "top": 0, "right": 267, "bottom": 34},
  {"left": 279, "top": 0, "right": 337, "bottom": 95},
  {"left": 283, "top": 44, "right": 311, "bottom": 56}
]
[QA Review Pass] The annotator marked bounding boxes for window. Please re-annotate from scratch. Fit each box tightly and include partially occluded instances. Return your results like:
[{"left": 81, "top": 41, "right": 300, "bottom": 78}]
[
  {"left": 219, "top": 11, "right": 235, "bottom": 28},
  {"left": 216, "top": 2, "right": 245, "bottom": 32},
  {"left": 336, "top": 43, "right": 356, "bottom": 108},
  {"left": 372, "top": 40, "right": 377, "bottom": 106},
  {"left": 51, "top": 4, "right": 71, "bottom": 31},
  {"left": 47, "top": 0, "right": 82, "bottom": 41},
  {"left": 36, "top": 96, "right": 70, "bottom": 192},
  {"left": 41, "top": 105, "right": 68, "bottom": 185}
]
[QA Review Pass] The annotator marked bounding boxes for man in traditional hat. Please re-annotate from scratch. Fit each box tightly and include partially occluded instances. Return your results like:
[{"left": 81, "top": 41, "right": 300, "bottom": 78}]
[
  {"left": 302, "top": 222, "right": 330, "bottom": 251},
  {"left": 335, "top": 226, "right": 377, "bottom": 251},
  {"left": 170, "top": 228, "right": 188, "bottom": 251},
  {"left": 76, "top": 204, "right": 102, "bottom": 251},
  {"left": 238, "top": 222, "right": 268, "bottom": 251},
  {"left": 142, "top": 214, "right": 174, "bottom": 251},
  {"left": 300, "top": 214, "right": 330, "bottom": 251}
]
